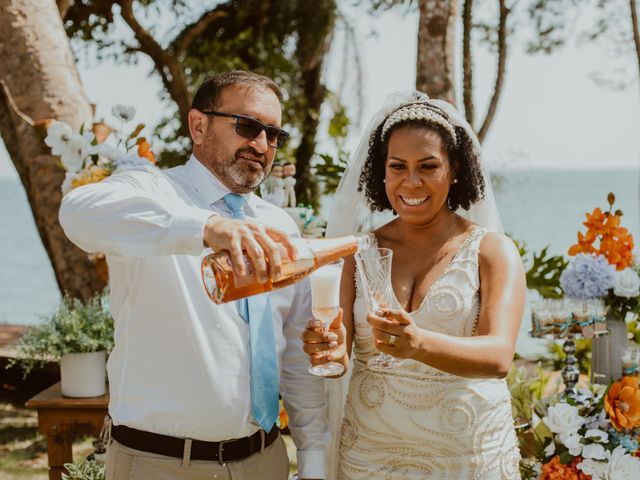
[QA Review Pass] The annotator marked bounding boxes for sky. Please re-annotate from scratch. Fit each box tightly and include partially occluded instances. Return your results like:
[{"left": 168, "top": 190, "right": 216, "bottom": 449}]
[{"left": 0, "top": 3, "right": 639, "bottom": 179}]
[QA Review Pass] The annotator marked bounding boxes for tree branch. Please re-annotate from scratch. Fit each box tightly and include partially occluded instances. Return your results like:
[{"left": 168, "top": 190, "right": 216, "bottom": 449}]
[
  {"left": 630, "top": 0, "right": 640, "bottom": 91},
  {"left": 478, "top": 0, "right": 508, "bottom": 143},
  {"left": 0, "top": 79, "right": 36, "bottom": 127},
  {"left": 173, "top": 9, "right": 228, "bottom": 56},
  {"left": 117, "top": 0, "right": 192, "bottom": 130},
  {"left": 462, "top": 0, "right": 475, "bottom": 129}
]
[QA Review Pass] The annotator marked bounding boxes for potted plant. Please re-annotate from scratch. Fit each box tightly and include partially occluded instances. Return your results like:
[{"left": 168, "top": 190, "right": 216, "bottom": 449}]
[
  {"left": 9, "top": 293, "right": 114, "bottom": 397},
  {"left": 62, "top": 459, "right": 105, "bottom": 480}
]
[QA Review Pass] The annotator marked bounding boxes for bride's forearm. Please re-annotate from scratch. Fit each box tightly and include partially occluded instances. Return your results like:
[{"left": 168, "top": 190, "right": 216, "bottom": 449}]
[{"left": 412, "top": 329, "right": 515, "bottom": 379}]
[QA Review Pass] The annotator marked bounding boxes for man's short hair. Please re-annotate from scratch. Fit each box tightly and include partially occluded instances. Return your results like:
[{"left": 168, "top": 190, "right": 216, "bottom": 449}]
[{"left": 191, "top": 70, "right": 282, "bottom": 112}]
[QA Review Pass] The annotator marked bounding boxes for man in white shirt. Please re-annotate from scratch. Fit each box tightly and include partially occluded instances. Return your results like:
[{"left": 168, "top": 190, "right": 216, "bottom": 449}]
[{"left": 59, "top": 71, "right": 333, "bottom": 480}]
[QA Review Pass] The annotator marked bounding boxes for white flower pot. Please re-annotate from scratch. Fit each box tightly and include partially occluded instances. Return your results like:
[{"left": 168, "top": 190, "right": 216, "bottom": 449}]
[{"left": 60, "top": 351, "right": 107, "bottom": 397}]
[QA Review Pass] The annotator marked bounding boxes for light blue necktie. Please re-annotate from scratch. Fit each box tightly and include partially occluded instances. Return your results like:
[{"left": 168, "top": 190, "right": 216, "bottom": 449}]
[{"left": 223, "top": 193, "right": 279, "bottom": 431}]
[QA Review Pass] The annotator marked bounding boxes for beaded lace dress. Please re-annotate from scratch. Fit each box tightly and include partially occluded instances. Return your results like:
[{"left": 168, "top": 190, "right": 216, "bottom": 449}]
[{"left": 338, "top": 229, "right": 521, "bottom": 480}]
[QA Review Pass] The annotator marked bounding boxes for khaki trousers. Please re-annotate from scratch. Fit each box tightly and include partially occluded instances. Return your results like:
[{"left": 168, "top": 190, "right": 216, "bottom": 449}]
[{"left": 105, "top": 434, "right": 290, "bottom": 480}]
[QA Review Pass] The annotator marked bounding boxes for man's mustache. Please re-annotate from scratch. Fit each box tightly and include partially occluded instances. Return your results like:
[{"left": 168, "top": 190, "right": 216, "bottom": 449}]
[{"left": 235, "top": 147, "right": 265, "bottom": 166}]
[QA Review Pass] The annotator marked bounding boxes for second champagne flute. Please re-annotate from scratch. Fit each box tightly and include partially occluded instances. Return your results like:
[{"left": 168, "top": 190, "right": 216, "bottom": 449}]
[
  {"left": 355, "top": 247, "right": 403, "bottom": 370},
  {"left": 308, "top": 258, "right": 345, "bottom": 377}
]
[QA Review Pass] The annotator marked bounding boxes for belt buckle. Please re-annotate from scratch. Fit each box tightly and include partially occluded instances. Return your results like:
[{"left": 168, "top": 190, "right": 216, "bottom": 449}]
[{"left": 218, "top": 439, "right": 229, "bottom": 466}]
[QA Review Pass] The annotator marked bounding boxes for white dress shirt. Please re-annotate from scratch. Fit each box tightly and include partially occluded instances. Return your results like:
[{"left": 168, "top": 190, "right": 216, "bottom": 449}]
[{"left": 59, "top": 155, "right": 328, "bottom": 478}]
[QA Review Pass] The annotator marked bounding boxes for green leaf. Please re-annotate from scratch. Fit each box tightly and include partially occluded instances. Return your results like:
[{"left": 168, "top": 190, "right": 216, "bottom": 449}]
[
  {"left": 525, "top": 247, "right": 568, "bottom": 299},
  {"left": 558, "top": 450, "right": 573, "bottom": 464}
]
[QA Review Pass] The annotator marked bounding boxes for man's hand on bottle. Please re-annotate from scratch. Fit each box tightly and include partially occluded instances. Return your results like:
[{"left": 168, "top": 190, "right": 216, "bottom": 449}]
[
  {"left": 203, "top": 215, "right": 297, "bottom": 283},
  {"left": 302, "top": 309, "right": 347, "bottom": 376}
]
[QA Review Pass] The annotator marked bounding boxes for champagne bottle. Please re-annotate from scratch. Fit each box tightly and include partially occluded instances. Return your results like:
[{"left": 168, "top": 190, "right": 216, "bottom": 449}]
[{"left": 201, "top": 234, "right": 373, "bottom": 303}]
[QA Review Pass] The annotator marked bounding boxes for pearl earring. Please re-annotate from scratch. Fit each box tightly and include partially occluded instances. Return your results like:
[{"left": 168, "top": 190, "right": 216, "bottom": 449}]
[{"left": 452, "top": 178, "right": 458, "bottom": 184}]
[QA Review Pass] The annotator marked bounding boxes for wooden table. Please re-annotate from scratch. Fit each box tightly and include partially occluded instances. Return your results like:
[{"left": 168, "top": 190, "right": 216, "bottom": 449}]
[{"left": 26, "top": 382, "right": 109, "bottom": 480}]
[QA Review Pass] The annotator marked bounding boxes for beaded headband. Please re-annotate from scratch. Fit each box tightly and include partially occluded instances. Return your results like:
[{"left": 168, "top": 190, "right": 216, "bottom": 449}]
[{"left": 381, "top": 103, "right": 457, "bottom": 145}]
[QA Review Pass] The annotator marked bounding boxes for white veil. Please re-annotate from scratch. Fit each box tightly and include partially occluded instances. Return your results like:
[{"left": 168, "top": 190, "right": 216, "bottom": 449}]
[{"left": 323, "top": 91, "right": 503, "bottom": 479}]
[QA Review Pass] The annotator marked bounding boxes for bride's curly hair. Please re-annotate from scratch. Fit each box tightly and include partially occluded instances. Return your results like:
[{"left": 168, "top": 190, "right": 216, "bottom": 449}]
[{"left": 358, "top": 119, "right": 485, "bottom": 213}]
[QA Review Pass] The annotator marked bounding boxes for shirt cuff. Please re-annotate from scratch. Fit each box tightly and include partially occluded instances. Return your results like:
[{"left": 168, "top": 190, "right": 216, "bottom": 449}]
[
  {"left": 296, "top": 448, "right": 326, "bottom": 479},
  {"left": 171, "top": 208, "right": 217, "bottom": 255}
]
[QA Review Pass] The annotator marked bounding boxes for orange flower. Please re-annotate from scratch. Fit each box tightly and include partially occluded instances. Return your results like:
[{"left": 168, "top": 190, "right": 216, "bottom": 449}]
[
  {"left": 137, "top": 137, "right": 156, "bottom": 164},
  {"left": 540, "top": 455, "right": 590, "bottom": 480},
  {"left": 583, "top": 207, "right": 607, "bottom": 235},
  {"left": 568, "top": 196, "right": 635, "bottom": 270},
  {"left": 605, "top": 376, "right": 640, "bottom": 431},
  {"left": 568, "top": 231, "right": 597, "bottom": 256},
  {"left": 278, "top": 399, "right": 289, "bottom": 429}
]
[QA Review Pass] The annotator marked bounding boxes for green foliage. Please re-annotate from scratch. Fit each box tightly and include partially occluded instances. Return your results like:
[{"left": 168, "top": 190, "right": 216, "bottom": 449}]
[
  {"left": 8, "top": 293, "right": 114, "bottom": 377},
  {"left": 524, "top": 245, "right": 568, "bottom": 299},
  {"left": 315, "top": 153, "right": 347, "bottom": 196},
  {"left": 62, "top": 459, "right": 105, "bottom": 480},
  {"left": 544, "top": 338, "right": 592, "bottom": 375},
  {"left": 64, "top": 0, "right": 338, "bottom": 206},
  {"left": 627, "top": 319, "right": 640, "bottom": 344},
  {"left": 507, "top": 363, "right": 550, "bottom": 426},
  {"left": 313, "top": 96, "right": 350, "bottom": 196}
]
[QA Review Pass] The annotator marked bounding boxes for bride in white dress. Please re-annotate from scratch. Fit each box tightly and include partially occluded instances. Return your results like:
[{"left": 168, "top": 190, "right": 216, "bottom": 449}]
[{"left": 303, "top": 92, "right": 525, "bottom": 479}]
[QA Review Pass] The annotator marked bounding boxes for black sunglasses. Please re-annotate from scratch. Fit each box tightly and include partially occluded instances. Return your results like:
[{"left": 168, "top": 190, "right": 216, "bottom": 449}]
[{"left": 200, "top": 110, "right": 289, "bottom": 149}]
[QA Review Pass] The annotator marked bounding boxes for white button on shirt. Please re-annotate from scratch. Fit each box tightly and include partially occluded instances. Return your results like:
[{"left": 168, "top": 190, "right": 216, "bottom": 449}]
[{"left": 59, "top": 155, "right": 328, "bottom": 478}]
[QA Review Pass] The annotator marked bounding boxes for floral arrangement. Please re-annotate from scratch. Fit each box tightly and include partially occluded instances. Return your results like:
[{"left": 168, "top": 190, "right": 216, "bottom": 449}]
[
  {"left": 44, "top": 105, "right": 157, "bottom": 195},
  {"left": 560, "top": 194, "right": 639, "bottom": 322},
  {"left": 515, "top": 374, "right": 640, "bottom": 479}
]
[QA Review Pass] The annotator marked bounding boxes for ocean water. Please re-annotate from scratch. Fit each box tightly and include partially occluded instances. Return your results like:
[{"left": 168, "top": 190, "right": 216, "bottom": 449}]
[{"left": 0, "top": 170, "right": 638, "bottom": 338}]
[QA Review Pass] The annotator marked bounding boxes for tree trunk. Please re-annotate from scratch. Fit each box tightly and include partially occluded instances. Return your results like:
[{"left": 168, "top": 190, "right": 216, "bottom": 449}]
[
  {"left": 0, "top": 0, "right": 107, "bottom": 301},
  {"left": 630, "top": 0, "right": 640, "bottom": 89},
  {"left": 462, "top": 0, "right": 474, "bottom": 127},
  {"left": 416, "top": 0, "right": 458, "bottom": 103},
  {"left": 294, "top": 0, "right": 336, "bottom": 211},
  {"left": 477, "top": 0, "right": 508, "bottom": 143}
]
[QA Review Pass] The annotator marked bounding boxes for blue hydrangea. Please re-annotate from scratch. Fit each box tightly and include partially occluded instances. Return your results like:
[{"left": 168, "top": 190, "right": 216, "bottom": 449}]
[
  {"left": 610, "top": 430, "right": 639, "bottom": 453},
  {"left": 560, "top": 254, "right": 616, "bottom": 299}
]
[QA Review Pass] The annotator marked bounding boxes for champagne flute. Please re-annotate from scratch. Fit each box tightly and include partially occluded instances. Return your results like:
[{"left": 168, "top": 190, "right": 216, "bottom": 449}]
[
  {"left": 308, "top": 258, "right": 345, "bottom": 377},
  {"left": 355, "top": 247, "right": 402, "bottom": 370}
]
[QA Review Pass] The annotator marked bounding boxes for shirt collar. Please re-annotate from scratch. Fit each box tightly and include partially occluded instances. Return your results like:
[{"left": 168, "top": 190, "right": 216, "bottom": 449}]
[{"left": 185, "top": 154, "right": 257, "bottom": 217}]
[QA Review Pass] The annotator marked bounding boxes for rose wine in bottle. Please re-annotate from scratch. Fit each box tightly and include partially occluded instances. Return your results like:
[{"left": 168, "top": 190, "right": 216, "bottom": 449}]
[{"left": 201, "top": 234, "right": 373, "bottom": 303}]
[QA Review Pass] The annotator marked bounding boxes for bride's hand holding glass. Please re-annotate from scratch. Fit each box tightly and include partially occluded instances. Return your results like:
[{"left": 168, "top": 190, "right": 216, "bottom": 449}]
[
  {"left": 302, "top": 308, "right": 348, "bottom": 376},
  {"left": 367, "top": 308, "right": 423, "bottom": 360}
]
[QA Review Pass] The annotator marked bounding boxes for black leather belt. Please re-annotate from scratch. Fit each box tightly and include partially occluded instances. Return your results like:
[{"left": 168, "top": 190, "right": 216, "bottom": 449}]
[{"left": 111, "top": 424, "right": 279, "bottom": 464}]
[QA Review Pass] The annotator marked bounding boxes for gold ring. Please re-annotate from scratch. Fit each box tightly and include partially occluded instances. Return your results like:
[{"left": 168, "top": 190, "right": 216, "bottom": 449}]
[{"left": 388, "top": 334, "right": 397, "bottom": 346}]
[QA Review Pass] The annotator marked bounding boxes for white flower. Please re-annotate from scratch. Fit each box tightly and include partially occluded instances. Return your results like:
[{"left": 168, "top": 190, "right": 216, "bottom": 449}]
[
  {"left": 583, "top": 443, "right": 608, "bottom": 460},
  {"left": 91, "top": 143, "right": 126, "bottom": 163},
  {"left": 111, "top": 104, "right": 136, "bottom": 122},
  {"left": 578, "top": 458, "right": 606, "bottom": 480},
  {"left": 558, "top": 432, "right": 583, "bottom": 456},
  {"left": 603, "top": 446, "right": 640, "bottom": 480},
  {"left": 613, "top": 268, "right": 640, "bottom": 298},
  {"left": 543, "top": 403, "right": 585, "bottom": 435},
  {"left": 60, "top": 171, "right": 79, "bottom": 195},
  {"left": 60, "top": 132, "right": 92, "bottom": 172},
  {"left": 44, "top": 121, "right": 74, "bottom": 156},
  {"left": 585, "top": 429, "right": 609, "bottom": 443},
  {"left": 114, "top": 152, "right": 155, "bottom": 172},
  {"left": 544, "top": 441, "right": 556, "bottom": 457}
]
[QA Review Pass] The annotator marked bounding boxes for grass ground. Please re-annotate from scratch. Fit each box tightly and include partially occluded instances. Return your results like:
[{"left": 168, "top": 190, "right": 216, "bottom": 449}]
[{"left": 0, "top": 396, "right": 95, "bottom": 479}]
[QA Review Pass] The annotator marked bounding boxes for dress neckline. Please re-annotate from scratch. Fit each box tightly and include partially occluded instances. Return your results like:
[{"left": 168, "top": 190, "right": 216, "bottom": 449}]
[{"left": 374, "top": 228, "right": 484, "bottom": 315}]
